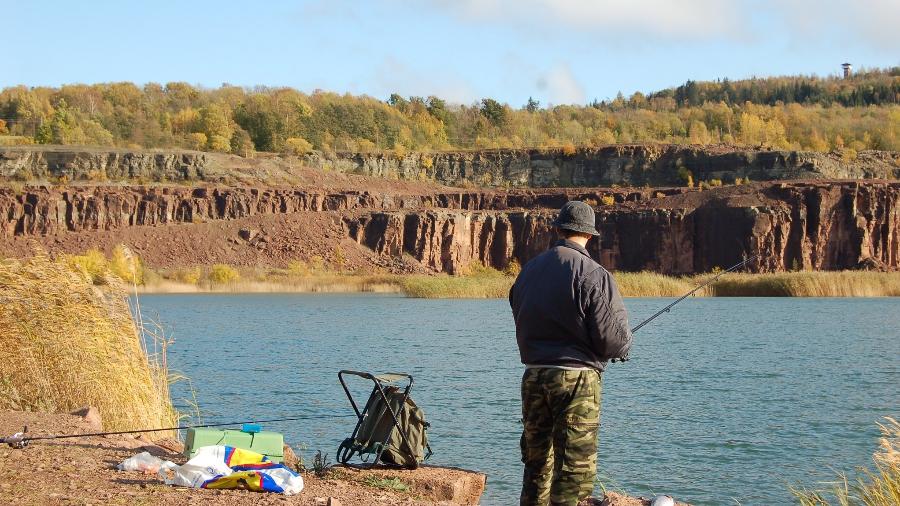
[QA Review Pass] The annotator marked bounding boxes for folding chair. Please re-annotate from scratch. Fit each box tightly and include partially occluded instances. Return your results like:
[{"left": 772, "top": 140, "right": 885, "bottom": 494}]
[{"left": 336, "top": 370, "right": 431, "bottom": 469}]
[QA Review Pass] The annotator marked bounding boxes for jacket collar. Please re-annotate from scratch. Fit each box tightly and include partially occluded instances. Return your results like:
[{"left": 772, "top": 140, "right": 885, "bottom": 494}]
[{"left": 555, "top": 238, "right": 591, "bottom": 258}]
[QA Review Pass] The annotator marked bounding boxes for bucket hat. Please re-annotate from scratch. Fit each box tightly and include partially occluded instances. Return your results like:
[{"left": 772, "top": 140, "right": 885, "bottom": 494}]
[{"left": 552, "top": 200, "right": 599, "bottom": 236}]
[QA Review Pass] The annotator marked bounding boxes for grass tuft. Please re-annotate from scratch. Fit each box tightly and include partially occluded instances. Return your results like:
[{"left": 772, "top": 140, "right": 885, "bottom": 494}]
[
  {"left": 791, "top": 417, "right": 899, "bottom": 505},
  {"left": 0, "top": 254, "right": 178, "bottom": 433},
  {"left": 362, "top": 475, "right": 411, "bottom": 492}
]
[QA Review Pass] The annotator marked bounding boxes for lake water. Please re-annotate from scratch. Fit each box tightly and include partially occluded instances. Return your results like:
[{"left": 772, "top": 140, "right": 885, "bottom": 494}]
[{"left": 137, "top": 294, "right": 899, "bottom": 505}]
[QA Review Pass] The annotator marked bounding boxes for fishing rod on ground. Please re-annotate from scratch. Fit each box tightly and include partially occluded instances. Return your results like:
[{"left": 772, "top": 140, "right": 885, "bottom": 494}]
[
  {"left": 611, "top": 254, "right": 759, "bottom": 362},
  {"left": 1, "top": 413, "right": 357, "bottom": 449}
]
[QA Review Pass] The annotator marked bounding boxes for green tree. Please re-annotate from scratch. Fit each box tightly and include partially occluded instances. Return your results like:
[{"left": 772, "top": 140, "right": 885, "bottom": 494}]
[{"left": 480, "top": 98, "right": 508, "bottom": 127}]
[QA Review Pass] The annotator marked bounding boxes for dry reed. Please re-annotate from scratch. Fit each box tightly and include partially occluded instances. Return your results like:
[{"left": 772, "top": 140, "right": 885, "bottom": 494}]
[
  {"left": 711, "top": 271, "right": 900, "bottom": 297},
  {"left": 792, "top": 417, "right": 900, "bottom": 505},
  {"left": 0, "top": 254, "right": 178, "bottom": 433},
  {"left": 615, "top": 272, "right": 700, "bottom": 297}
]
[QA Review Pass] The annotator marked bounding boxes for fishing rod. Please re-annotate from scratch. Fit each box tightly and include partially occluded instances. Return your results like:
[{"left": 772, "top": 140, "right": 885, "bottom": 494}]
[
  {"left": 608, "top": 254, "right": 758, "bottom": 364},
  {"left": 1, "top": 413, "right": 356, "bottom": 449},
  {"left": 630, "top": 254, "right": 759, "bottom": 334}
]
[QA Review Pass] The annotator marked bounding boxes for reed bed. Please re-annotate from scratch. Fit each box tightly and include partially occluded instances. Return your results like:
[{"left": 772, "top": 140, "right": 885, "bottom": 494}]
[
  {"left": 615, "top": 272, "right": 700, "bottom": 297},
  {"left": 143, "top": 265, "right": 403, "bottom": 294},
  {"left": 400, "top": 272, "right": 514, "bottom": 299},
  {"left": 792, "top": 417, "right": 900, "bottom": 505},
  {"left": 710, "top": 271, "right": 900, "bottom": 297},
  {"left": 135, "top": 253, "right": 900, "bottom": 299},
  {"left": 0, "top": 255, "right": 178, "bottom": 433}
]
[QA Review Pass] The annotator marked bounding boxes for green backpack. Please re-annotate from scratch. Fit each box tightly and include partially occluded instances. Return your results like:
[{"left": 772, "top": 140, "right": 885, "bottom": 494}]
[{"left": 338, "top": 386, "right": 431, "bottom": 468}]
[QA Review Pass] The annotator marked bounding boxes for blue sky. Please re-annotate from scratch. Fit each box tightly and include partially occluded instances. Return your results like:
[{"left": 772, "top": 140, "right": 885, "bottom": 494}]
[{"left": 5, "top": 0, "right": 898, "bottom": 106}]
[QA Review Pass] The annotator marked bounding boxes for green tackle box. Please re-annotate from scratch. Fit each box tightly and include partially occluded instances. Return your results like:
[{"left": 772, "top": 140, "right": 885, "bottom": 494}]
[{"left": 184, "top": 426, "right": 285, "bottom": 463}]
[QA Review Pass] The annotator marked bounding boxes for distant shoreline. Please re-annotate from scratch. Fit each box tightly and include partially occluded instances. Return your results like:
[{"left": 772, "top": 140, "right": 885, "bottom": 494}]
[{"left": 136, "top": 270, "right": 900, "bottom": 298}]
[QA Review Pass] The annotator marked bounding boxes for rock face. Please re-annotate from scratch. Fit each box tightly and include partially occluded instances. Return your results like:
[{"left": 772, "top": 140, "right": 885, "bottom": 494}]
[
  {"left": 2, "top": 181, "right": 898, "bottom": 274},
  {"left": 305, "top": 145, "right": 900, "bottom": 187},
  {"left": 3, "top": 145, "right": 898, "bottom": 187},
  {"left": 345, "top": 182, "right": 900, "bottom": 274},
  {"left": 0, "top": 146, "right": 210, "bottom": 181}
]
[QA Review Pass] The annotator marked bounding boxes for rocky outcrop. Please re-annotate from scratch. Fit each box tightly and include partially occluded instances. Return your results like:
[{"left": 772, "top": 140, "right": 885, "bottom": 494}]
[
  {"left": 0, "top": 146, "right": 211, "bottom": 181},
  {"left": 306, "top": 145, "right": 900, "bottom": 187},
  {"left": 2, "top": 182, "right": 898, "bottom": 274},
  {"left": 0, "top": 185, "right": 671, "bottom": 238},
  {"left": 3, "top": 145, "right": 898, "bottom": 188},
  {"left": 344, "top": 182, "right": 900, "bottom": 274}
]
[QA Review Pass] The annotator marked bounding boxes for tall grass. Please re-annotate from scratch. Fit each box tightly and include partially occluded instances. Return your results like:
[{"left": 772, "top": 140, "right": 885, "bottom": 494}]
[
  {"left": 0, "top": 254, "right": 178, "bottom": 433},
  {"left": 711, "top": 272, "right": 900, "bottom": 297},
  {"left": 400, "top": 265, "right": 514, "bottom": 298},
  {"left": 615, "top": 272, "right": 700, "bottom": 297},
  {"left": 792, "top": 418, "right": 900, "bottom": 505}
]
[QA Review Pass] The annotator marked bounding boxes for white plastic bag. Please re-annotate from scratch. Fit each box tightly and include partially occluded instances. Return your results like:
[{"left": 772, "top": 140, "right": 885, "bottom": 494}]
[
  {"left": 117, "top": 451, "right": 166, "bottom": 473},
  {"left": 157, "top": 447, "right": 232, "bottom": 488}
]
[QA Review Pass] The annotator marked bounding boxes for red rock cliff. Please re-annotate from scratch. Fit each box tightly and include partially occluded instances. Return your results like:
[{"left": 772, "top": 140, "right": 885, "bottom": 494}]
[{"left": 1, "top": 182, "right": 897, "bottom": 274}]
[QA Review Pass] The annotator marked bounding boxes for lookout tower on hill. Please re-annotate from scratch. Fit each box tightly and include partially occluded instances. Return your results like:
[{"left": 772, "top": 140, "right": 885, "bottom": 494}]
[{"left": 842, "top": 63, "right": 852, "bottom": 78}]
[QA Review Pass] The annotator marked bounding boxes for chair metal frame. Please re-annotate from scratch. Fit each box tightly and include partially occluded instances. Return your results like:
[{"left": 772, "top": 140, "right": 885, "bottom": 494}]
[{"left": 336, "top": 370, "right": 424, "bottom": 469}]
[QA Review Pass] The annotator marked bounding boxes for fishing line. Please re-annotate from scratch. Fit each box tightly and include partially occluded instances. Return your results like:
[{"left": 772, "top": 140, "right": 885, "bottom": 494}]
[
  {"left": 611, "top": 255, "right": 759, "bottom": 363},
  {"left": 2, "top": 413, "right": 356, "bottom": 447}
]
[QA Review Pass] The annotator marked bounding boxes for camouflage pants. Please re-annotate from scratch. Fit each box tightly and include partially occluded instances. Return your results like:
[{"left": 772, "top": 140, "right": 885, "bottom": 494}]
[{"left": 520, "top": 368, "right": 601, "bottom": 506}]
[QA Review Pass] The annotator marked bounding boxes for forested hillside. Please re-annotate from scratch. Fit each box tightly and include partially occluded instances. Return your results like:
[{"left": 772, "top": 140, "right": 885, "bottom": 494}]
[{"left": 1, "top": 68, "right": 897, "bottom": 155}]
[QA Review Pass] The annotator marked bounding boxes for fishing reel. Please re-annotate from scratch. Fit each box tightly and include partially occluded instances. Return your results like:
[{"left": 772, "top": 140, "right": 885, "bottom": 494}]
[{"left": 1, "top": 426, "right": 28, "bottom": 449}]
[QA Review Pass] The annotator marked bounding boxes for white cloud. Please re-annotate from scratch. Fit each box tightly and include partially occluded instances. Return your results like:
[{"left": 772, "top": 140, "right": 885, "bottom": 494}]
[
  {"left": 536, "top": 64, "right": 585, "bottom": 104},
  {"left": 775, "top": 0, "right": 900, "bottom": 51},
  {"left": 424, "top": 0, "right": 900, "bottom": 50},
  {"left": 371, "top": 57, "right": 480, "bottom": 103},
  {"left": 426, "top": 0, "right": 745, "bottom": 40}
]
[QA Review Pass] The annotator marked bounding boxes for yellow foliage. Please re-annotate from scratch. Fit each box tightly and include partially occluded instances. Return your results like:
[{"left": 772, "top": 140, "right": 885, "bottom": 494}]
[
  {"left": 561, "top": 142, "right": 577, "bottom": 156},
  {"left": 108, "top": 245, "right": 143, "bottom": 285},
  {"left": 287, "top": 260, "right": 311, "bottom": 277},
  {"left": 503, "top": 259, "right": 522, "bottom": 276},
  {"left": 66, "top": 248, "right": 109, "bottom": 285},
  {"left": 207, "top": 264, "right": 240, "bottom": 284},
  {"left": 172, "top": 267, "right": 202, "bottom": 284},
  {"left": 208, "top": 134, "right": 231, "bottom": 153},
  {"left": 284, "top": 137, "right": 313, "bottom": 155},
  {"left": 187, "top": 132, "right": 207, "bottom": 150},
  {"left": 601, "top": 195, "right": 616, "bottom": 206}
]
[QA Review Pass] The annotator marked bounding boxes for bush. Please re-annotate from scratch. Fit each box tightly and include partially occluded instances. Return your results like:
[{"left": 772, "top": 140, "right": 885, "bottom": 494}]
[
  {"left": 172, "top": 267, "right": 202, "bottom": 285},
  {"left": 561, "top": 142, "right": 577, "bottom": 156},
  {"left": 601, "top": 195, "right": 616, "bottom": 206},
  {"left": 281, "top": 137, "right": 311, "bottom": 155},
  {"left": 677, "top": 167, "right": 694, "bottom": 187},
  {"left": 187, "top": 132, "right": 208, "bottom": 151},
  {"left": 208, "top": 264, "right": 240, "bottom": 284},
  {"left": 108, "top": 245, "right": 144, "bottom": 285},
  {"left": 208, "top": 134, "right": 231, "bottom": 153},
  {"left": 503, "top": 259, "right": 522, "bottom": 276},
  {"left": 288, "top": 260, "right": 311, "bottom": 277}
]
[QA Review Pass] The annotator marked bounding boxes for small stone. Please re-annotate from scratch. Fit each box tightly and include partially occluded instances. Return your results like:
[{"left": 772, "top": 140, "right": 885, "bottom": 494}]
[
  {"left": 282, "top": 444, "right": 299, "bottom": 470},
  {"left": 70, "top": 406, "right": 103, "bottom": 431}
]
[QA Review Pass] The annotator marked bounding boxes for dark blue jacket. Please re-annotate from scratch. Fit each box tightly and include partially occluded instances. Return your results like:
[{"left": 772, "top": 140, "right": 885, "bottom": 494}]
[{"left": 509, "top": 239, "right": 632, "bottom": 371}]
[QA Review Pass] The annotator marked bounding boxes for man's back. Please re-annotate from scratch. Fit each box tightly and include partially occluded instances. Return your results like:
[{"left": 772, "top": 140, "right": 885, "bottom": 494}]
[
  {"left": 512, "top": 202, "right": 633, "bottom": 506},
  {"left": 510, "top": 239, "right": 632, "bottom": 371}
]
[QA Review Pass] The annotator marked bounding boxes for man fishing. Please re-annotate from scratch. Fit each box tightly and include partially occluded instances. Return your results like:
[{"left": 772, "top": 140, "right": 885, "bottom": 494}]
[{"left": 509, "top": 200, "right": 633, "bottom": 506}]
